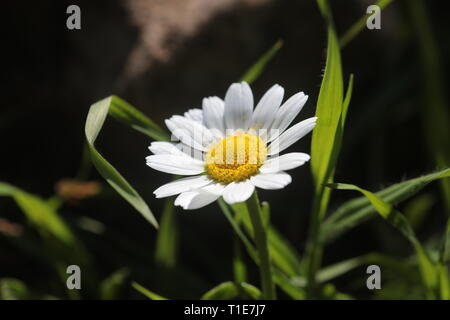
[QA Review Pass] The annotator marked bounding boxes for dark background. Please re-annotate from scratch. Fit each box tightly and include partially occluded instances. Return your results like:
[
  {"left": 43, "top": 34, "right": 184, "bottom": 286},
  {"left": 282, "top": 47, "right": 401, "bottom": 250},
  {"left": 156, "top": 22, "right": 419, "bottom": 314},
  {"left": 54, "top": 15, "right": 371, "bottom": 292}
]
[{"left": 1, "top": 0, "right": 449, "bottom": 299}]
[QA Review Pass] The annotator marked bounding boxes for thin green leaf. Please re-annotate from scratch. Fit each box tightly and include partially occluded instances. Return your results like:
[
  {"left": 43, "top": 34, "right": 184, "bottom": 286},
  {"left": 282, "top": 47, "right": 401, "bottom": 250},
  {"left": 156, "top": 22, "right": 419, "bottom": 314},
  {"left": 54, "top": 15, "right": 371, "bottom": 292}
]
[
  {"left": 310, "top": 19, "right": 344, "bottom": 191},
  {"left": 340, "top": 0, "right": 395, "bottom": 48},
  {"left": 131, "top": 282, "right": 168, "bottom": 300},
  {"left": 218, "top": 200, "right": 306, "bottom": 299},
  {"left": 327, "top": 182, "right": 439, "bottom": 298},
  {"left": 100, "top": 268, "right": 129, "bottom": 300},
  {"left": 201, "top": 282, "right": 239, "bottom": 300},
  {"left": 85, "top": 96, "right": 159, "bottom": 229},
  {"left": 154, "top": 198, "right": 178, "bottom": 268},
  {"left": 408, "top": 0, "right": 450, "bottom": 215},
  {"left": 0, "top": 182, "right": 90, "bottom": 268},
  {"left": 240, "top": 40, "right": 283, "bottom": 84},
  {"left": 230, "top": 203, "right": 302, "bottom": 277},
  {"left": 438, "top": 218, "right": 450, "bottom": 299},
  {"left": 240, "top": 283, "right": 262, "bottom": 300},
  {"left": 322, "top": 168, "right": 450, "bottom": 243}
]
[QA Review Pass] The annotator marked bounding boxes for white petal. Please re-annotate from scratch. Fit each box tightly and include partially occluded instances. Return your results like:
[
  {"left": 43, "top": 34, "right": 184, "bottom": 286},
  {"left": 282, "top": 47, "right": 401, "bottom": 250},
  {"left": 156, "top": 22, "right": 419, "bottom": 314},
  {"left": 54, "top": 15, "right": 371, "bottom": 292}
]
[
  {"left": 202, "top": 97, "right": 225, "bottom": 137},
  {"left": 184, "top": 108, "right": 203, "bottom": 122},
  {"left": 251, "top": 172, "right": 292, "bottom": 190},
  {"left": 224, "top": 82, "right": 254, "bottom": 130},
  {"left": 201, "top": 183, "right": 226, "bottom": 195},
  {"left": 148, "top": 141, "right": 186, "bottom": 156},
  {"left": 268, "top": 92, "right": 308, "bottom": 142},
  {"left": 268, "top": 117, "right": 317, "bottom": 155},
  {"left": 146, "top": 154, "right": 205, "bottom": 175},
  {"left": 250, "top": 84, "right": 284, "bottom": 130},
  {"left": 260, "top": 152, "right": 310, "bottom": 173},
  {"left": 153, "top": 175, "right": 212, "bottom": 198},
  {"left": 174, "top": 190, "right": 220, "bottom": 210},
  {"left": 222, "top": 180, "right": 255, "bottom": 204},
  {"left": 175, "top": 143, "right": 204, "bottom": 161},
  {"left": 165, "top": 115, "right": 214, "bottom": 151}
]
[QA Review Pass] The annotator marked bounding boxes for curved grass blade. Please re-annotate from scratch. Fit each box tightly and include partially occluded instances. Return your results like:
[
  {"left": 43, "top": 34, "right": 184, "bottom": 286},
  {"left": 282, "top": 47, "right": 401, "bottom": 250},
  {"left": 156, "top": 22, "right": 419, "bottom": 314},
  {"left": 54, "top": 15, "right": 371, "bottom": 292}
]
[
  {"left": 340, "top": 0, "right": 395, "bottom": 48},
  {"left": 131, "top": 282, "right": 168, "bottom": 300},
  {"left": 408, "top": 0, "right": 450, "bottom": 215},
  {"left": 218, "top": 199, "right": 305, "bottom": 299},
  {"left": 154, "top": 198, "right": 178, "bottom": 268},
  {"left": 240, "top": 40, "right": 283, "bottom": 84},
  {"left": 0, "top": 182, "right": 90, "bottom": 266},
  {"left": 322, "top": 168, "right": 450, "bottom": 243},
  {"left": 85, "top": 96, "right": 161, "bottom": 229},
  {"left": 230, "top": 202, "right": 303, "bottom": 278},
  {"left": 438, "top": 218, "right": 450, "bottom": 299},
  {"left": 326, "top": 182, "right": 439, "bottom": 298},
  {"left": 100, "top": 268, "right": 129, "bottom": 300},
  {"left": 201, "top": 282, "right": 239, "bottom": 300}
]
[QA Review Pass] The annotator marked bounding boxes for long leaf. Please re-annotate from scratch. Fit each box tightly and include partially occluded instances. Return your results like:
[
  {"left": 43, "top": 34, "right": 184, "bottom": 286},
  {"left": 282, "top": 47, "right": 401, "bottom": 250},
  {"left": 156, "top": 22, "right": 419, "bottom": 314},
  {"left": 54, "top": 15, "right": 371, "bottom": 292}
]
[
  {"left": 154, "top": 198, "right": 178, "bottom": 268},
  {"left": 85, "top": 96, "right": 162, "bottom": 229},
  {"left": 240, "top": 40, "right": 283, "bottom": 84},
  {"left": 218, "top": 200, "right": 305, "bottom": 299},
  {"left": 131, "top": 282, "right": 168, "bottom": 300},
  {"left": 408, "top": 0, "right": 450, "bottom": 215},
  {"left": 322, "top": 168, "right": 450, "bottom": 243},
  {"left": 230, "top": 203, "right": 303, "bottom": 278},
  {"left": 327, "top": 182, "right": 439, "bottom": 298},
  {"left": 339, "top": 0, "right": 395, "bottom": 48}
]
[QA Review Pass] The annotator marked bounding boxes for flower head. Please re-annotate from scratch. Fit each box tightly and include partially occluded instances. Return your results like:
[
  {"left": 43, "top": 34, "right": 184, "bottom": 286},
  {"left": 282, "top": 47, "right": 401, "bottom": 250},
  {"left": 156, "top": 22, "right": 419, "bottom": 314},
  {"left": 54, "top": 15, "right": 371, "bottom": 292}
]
[{"left": 146, "top": 82, "right": 317, "bottom": 210}]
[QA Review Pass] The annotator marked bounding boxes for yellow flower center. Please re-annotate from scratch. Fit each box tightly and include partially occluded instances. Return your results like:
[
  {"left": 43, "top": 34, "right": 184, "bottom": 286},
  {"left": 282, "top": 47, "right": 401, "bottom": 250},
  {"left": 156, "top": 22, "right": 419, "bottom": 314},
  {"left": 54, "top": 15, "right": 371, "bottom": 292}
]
[{"left": 205, "top": 131, "right": 267, "bottom": 184}]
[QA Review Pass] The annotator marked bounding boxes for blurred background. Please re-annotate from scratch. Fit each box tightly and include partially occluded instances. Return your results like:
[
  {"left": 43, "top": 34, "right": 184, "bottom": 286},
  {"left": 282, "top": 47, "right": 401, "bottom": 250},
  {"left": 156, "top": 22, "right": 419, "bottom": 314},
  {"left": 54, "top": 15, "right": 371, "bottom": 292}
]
[{"left": 1, "top": 0, "right": 449, "bottom": 299}]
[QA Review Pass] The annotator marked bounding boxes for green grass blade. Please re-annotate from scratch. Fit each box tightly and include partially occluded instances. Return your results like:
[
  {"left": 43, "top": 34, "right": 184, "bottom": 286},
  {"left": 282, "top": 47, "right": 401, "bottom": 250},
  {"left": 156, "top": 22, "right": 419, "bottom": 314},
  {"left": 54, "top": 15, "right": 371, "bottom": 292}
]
[
  {"left": 310, "top": 21, "right": 343, "bottom": 191},
  {"left": 0, "top": 182, "right": 90, "bottom": 266},
  {"left": 327, "top": 182, "right": 439, "bottom": 298},
  {"left": 218, "top": 200, "right": 305, "bottom": 299},
  {"left": 154, "top": 198, "right": 178, "bottom": 268},
  {"left": 408, "top": 0, "right": 450, "bottom": 215},
  {"left": 230, "top": 202, "right": 303, "bottom": 277},
  {"left": 240, "top": 40, "right": 283, "bottom": 84},
  {"left": 340, "top": 0, "right": 395, "bottom": 48},
  {"left": 108, "top": 96, "right": 169, "bottom": 141},
  {"left": 322, "top": 168, "right": 450, "bottom": 243},
  {"left": 131, "top": 282, "right": 168, "bottom": 300},
  {"left": 201, "top": 282, "right": 239, "bottom": 300},
  {"left": 85, "top": 96, "right": 160, "bottom": 229},
  {"left": 100, "top": 268, "right": 129, "bottom": 300}
]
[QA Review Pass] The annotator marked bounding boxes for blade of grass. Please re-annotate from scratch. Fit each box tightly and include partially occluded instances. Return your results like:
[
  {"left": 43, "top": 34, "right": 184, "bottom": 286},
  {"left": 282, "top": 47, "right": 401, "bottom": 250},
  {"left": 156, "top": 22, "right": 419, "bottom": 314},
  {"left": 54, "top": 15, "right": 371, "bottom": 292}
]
[
  {"left": 438, "top": 218, "right": 450, "bottom": 299},
  {"left": 408, "top": 0, "right": 450, "bottom": 216},
  {"left": 100, "top": 268, "right": 129, "bottom": 300},
  {"left": 327, "top": 182, "right": 439, "bottom": 299},
  {"left": 240, "top": 40, "right": 283, "bottom": 84},
  {"left": 131, "top": 282, "right": 168, "bottom": 300},
  {"left": 340, "top": 0, "right": 395, "bottom": 48},
  {"left": 305, "top": 0, "right": 351, "bottom": 297},
  {"left": 321, "top": 168, "right": 450, "bottom": 243},
  {"left": 85, "top": 96, "right": 163, "bottom": 229},
  {"left": 218, "top": 199, "right": 305, "bottom": 299},
  {"left": 154, "top": 198, "right": 178, "bottom": 268}
]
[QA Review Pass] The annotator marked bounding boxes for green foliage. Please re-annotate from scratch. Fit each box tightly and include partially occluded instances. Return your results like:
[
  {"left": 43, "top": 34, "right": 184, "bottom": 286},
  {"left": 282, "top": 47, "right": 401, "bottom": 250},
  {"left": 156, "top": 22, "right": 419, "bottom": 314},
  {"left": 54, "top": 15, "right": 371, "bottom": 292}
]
[
  {"left": 100, "top": 269, "right": 130, "bottom": 300},
  {"left": 340, "top": 0, "right": 395, "bottom": 48},
  {"left": 201, "top": 281, "right": 262, "bottom": 300},
  {"left": 85, "top": 96, "right": 164, "bottom": 229},
  {"left": 132, "top": 282, "right": 168, "bottom": 300},
  {"left": 326, "top": 181, "right": 446, "bottom": 299},
  {"left": 322, "top": 168, "right": 450, "bottom": 243},
  {"left": 0, "top": 182, "right": 91, "bottom": 273},
  {"left": 240, "top": 40, "right": 283, "bottom": 84},
  {"left": 154, "top": 198, "right": 178, "bottom": 269}
]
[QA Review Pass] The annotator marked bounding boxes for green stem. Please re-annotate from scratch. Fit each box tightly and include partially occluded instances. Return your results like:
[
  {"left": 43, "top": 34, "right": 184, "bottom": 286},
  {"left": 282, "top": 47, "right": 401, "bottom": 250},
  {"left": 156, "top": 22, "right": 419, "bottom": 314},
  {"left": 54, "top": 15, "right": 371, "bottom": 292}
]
[
  {"left": 245, "top": 191, "right": 276, "bottom": 299},
  {"left": 304, "top": 184, "right": 331, "bottom": 298}
]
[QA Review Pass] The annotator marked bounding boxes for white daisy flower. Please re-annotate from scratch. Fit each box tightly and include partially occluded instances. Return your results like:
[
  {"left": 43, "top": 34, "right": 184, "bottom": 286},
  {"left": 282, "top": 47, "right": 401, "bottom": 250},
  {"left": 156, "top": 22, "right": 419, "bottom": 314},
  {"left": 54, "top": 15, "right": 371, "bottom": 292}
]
[{"left": 146, "top": 82, "right": 317, "bottom": 210}]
